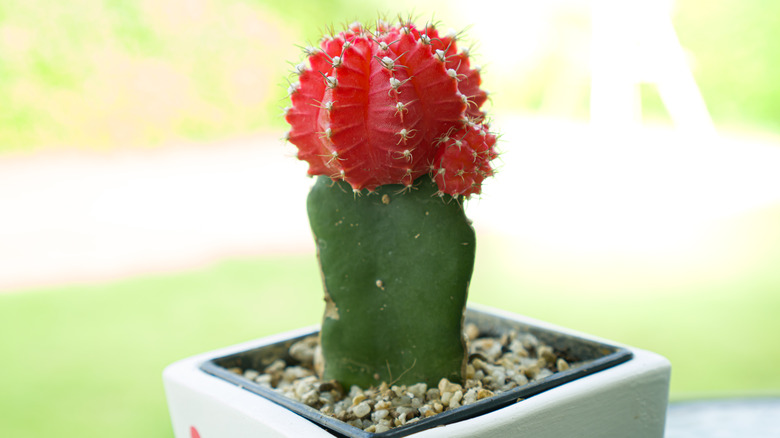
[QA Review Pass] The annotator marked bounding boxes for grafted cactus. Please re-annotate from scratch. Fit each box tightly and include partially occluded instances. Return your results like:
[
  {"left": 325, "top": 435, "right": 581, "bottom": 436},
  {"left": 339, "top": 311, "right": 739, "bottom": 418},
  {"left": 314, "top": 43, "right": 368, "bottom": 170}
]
[{"left": 285, "top": 18, "right": 498, "bottom": 389}]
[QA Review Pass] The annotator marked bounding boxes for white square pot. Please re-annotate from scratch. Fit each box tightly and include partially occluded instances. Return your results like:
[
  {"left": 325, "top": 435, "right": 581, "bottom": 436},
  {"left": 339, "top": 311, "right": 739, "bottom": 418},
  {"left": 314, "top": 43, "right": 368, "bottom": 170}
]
[{"left": 164, "top": 305, "right": 670, "bottom": 438}]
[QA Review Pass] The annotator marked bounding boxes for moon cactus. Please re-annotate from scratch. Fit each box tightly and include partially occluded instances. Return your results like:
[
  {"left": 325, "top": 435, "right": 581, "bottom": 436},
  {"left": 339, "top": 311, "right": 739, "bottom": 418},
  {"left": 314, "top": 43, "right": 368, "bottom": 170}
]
[{"left": 285, "top": 18, "right": 498, "bottom": 389}]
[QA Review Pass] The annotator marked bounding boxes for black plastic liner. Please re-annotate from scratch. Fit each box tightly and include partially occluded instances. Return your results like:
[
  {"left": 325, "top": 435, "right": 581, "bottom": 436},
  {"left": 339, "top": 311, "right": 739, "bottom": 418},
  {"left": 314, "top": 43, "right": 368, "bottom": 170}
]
[{"left": 200, "top": 308, "right": 633, "bottom": 437}]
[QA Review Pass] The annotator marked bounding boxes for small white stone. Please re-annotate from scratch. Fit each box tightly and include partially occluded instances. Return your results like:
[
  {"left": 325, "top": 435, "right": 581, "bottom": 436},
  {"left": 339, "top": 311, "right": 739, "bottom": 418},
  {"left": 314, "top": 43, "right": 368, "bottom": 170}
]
[
  {"left": 264, "top": 359, "right": 286, "bottom": 374},
  {"left": 254, "top": 374, "right": 273, "bottom": 387},
  {"left": 407, "top": 382, "right": 427, "bottom": 398},
  {"left": 397, "top": 406, "right": 415, "bottom": 417},
  {"left": 522, "top": 334, "right": 540, "bottom": 349},
  {"left": 488, "top": 368, "right": 506, "bottom": 386},
  {"left": 538, "top": 345, "right": 556, "bottom": 363},
  {"left": 289, "top": 337, "right": 317, "bottom": 363},
  {"left": 301, "top": 389, "right": 319, "bottom": 406},
  {"left": 353, "top": 401, "right": 371, "bottom": 418},
  {"left": 243, "top": 369, "right": 260, "bottom": 381},
  {"left": 319, "top": 392, "right": 335, "bottom": 405},
  {"left": 283, "top": 365, "right": 313, "bottom": 382},
  {"left": 536, "top": 368, "right": 554, "bottom": 380},
  {"left": 392, "top": 395, "right": 412, "bottom": 407},
  {"left": 371, "top": 409, "right": 389, "bottom": 422},
  {"left": 375, "top": 400, "right": 392, "bottom": 410},
  {"left": 465, "top": 364, "right": 476, "bottom": 379},
  {"left": 524, "top": 365, "right": 540, "bottom": 380},
  {"left": 293, "top": 375, "right": 318, "bottom": 397},
  {"left": 512, "top": 373, "right": 529, "bottom": 386},
  {"left": 464, "top": 323, "right": 480, "bottom": 340},
  {"left": 351, "top": 393, "right": 367, "bottom": 406},
  {"left": 438, "top": 378, "right": 462, "bottom": 395},
  {"left": 477, "top": 388, "right": 494, "bottom": 400},
  {"left": 419, "top": 405, "right": 434, "bottom": 417},
  {"left": 463, "top": 388, "right": 478, "bottom": 405},
  {"left": 471, "top": 338, "right": 502, "bottom": 361}
]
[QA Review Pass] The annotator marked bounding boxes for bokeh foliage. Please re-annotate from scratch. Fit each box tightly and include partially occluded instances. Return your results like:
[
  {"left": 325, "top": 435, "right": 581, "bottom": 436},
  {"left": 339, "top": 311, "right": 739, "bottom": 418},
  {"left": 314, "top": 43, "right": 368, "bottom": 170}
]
[{"left": 1, "top": 0, "right": 780, "bottom": 152}]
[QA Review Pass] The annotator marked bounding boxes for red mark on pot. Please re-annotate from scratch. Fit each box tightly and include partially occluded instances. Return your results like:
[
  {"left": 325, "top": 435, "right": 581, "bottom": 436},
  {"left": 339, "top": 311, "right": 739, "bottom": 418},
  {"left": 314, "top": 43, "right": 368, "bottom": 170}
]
[{"left": 190, "top": 426, "right": 200, "bottom": 438}]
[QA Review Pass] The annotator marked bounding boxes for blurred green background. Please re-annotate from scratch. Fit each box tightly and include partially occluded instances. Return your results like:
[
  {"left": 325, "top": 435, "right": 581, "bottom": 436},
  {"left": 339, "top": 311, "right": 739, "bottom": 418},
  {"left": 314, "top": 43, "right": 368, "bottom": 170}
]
[
  {"left": 1, "top": 0, "right": 779, "bottom": 437},
  {"left": 2, "top": 0, "right": 780, "bottom": 152}
]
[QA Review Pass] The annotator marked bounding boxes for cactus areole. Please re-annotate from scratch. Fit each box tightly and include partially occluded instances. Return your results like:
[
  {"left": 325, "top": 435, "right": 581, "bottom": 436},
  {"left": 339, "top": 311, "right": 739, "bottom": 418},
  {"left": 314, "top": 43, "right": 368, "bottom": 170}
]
[{"left": 285, "top": 19, "right": 498, "bottom": 389}]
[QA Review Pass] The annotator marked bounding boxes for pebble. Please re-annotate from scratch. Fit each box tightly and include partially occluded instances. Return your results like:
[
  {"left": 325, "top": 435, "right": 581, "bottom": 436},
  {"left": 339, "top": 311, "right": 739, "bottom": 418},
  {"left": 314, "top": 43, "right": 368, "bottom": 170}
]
[
  {"left": 375, "top": 400, "right": 392, "bottom": 410},
  {"left": 254, "top": 374, "right": 273, "bottom": 386},
  {"left": 234, "top": 325, "right": 571, "bottom": 433},
  {"left": 477, "top": 388, "right": 494, "bottom": 400},
  {"left": 352, "top": 393, "right": 366, "bottom": 406},
  {"left": 448, "top": 390, "right": 463, "bottom": 408},
  {"left": 289, "top": 336, "right": 318, "bottom": 364},
  {"left": 408, "top": 382, "right": 427, "bottom": 398},
  {"left": 353, "top": 401, "right": 371, "bottom": 418},
  {"left": 264, "top": 359, "right": 286, "bottom": 374},
  {"left": 371, "top": 409, "right": 389, "bottom": 422},
  {"left": 464, "top": 323, "right": 480, "bottom": 340},
  {"left": 283, "top": 365, "right": 313, "bottom": 381},
  {"left": 512, "top": 373, "right": 529, "bottom": 386},
  {"left": 301, "top": 389, "right": 319, "bottom": 406},
  {"left": 463, "top": 388, "right": 478, "bottom": 405},
  {"left": 470, "top": 338, "right": 503, "bottom": 361}
]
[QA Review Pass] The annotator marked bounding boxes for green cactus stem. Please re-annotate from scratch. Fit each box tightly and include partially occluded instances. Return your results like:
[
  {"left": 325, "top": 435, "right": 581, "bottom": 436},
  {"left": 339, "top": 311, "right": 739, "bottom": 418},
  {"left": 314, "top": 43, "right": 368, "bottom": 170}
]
[{"left": 307, "top": 175, "right": 476, "bottom": 389}]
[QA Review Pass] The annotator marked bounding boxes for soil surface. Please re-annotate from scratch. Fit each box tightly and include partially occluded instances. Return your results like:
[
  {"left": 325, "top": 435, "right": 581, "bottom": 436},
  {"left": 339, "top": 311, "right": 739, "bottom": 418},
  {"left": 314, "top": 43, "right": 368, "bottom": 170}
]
[{"left": 227, "top": 322, "right": 576, "bottom": 434}]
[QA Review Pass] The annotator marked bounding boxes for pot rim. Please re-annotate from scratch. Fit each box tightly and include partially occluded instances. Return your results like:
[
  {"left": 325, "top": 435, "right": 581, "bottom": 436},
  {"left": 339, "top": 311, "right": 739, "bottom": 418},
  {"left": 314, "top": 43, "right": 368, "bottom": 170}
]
[{"left": 199, "top": 306, "right": 633, "bottom": 438}]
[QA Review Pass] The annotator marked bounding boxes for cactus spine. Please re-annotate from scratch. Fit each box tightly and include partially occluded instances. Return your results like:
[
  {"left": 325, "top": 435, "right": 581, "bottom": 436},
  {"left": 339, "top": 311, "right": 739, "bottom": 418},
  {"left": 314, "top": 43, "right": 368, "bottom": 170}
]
[{"left": 286, "top": 17, "right": 497, "bottom": 389}]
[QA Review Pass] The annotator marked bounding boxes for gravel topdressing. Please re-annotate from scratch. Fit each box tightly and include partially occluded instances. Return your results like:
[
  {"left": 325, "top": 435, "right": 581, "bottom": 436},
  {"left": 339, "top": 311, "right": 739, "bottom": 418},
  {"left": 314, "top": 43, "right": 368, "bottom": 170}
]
[{"left": 227, "top": 322, "right": 576, "bottom": 434}]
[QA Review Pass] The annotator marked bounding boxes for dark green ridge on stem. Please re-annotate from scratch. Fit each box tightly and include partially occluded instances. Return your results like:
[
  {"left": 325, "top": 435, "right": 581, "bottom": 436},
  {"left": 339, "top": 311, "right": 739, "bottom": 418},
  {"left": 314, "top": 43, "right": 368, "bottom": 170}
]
[{"left": 307, "top": 175, "right": 476, "bottom": 389}]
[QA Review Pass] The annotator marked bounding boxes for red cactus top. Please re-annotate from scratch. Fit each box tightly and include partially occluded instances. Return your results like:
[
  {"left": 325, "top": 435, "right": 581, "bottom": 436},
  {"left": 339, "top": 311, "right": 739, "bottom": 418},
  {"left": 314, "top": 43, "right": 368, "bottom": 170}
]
[{"left": 285, "top": 20, "right": 498, "bottom": 197}]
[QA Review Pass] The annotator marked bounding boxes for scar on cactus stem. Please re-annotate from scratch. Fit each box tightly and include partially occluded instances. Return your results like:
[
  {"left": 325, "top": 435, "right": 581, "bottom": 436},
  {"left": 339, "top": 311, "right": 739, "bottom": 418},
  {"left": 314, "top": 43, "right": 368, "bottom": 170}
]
[{"left": 285, "top": 18, "right": 498, "bottom": 389}]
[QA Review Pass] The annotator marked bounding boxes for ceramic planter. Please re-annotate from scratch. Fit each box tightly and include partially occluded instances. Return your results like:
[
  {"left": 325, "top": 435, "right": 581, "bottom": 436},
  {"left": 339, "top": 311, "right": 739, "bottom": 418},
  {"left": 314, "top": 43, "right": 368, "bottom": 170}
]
[{"left": 163, "top": 305, "right": 670, "bottom": 437}]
